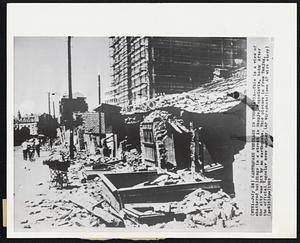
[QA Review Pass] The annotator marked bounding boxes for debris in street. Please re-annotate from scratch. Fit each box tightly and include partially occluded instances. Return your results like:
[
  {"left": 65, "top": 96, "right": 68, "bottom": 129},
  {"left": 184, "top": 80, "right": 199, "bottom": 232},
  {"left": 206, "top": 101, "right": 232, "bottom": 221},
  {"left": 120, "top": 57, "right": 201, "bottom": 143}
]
[
  {"left": 21, "top": 198, "right": 107, "bottom": 228},
  {"left": 122, "top": 188, "right": 243, "bottom": 228}
]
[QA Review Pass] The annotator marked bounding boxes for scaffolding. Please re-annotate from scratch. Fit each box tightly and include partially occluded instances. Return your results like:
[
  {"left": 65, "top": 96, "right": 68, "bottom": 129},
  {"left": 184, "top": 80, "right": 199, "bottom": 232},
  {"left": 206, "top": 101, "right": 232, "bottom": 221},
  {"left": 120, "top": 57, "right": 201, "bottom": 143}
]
[{"left": 106, "top": 37, "right": 246, "bottom": 106}]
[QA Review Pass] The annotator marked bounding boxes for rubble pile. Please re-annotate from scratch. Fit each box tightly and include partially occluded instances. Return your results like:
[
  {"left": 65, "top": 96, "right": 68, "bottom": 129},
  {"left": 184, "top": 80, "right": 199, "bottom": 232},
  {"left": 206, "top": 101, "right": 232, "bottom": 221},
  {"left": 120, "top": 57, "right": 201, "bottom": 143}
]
[
  {"left": 135, "top": 188, "right": 243, "bottom": 229},
  {"left": 21, "top": 198, "right": 106, "bottom": 228},
  {"left": 44, "top": 146, "right": 69, "bottom": 162},
  {"left": 69, "top": 179, "right": 125, "bottom": 227},
  {"left": 124, "top": 188, "right": 243, "bottom": 229},
  {"left": 19, "top": 129, "right": 243, "bottom": 230},
  {"left": 123, "top": 149, "right": 146, "bottom": 171},
  {"left": 89, "top": 156, "right": 121, "bottom": 170},
  {"left": 74, "top": 151, "right": 89, "bottom": 161},
  {"left": 133, "top": 170, "right": 214, "bottom": 188},
  {"left": 86, "top": 149, "right": 146, "bottom": 173},
  {"left": 174, "top": 188, "right": 242, "bottom": 228},
  {"left": 122, "top": 68, "right": 247, "bottom": 115},
  {"left": 20, "top": 153, "right": 125, "bottom": 229}
]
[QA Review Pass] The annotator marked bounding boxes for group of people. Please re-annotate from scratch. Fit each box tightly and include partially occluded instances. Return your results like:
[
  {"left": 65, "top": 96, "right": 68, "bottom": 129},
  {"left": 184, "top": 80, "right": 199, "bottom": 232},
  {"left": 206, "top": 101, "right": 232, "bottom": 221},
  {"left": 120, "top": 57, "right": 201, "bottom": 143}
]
[{"left": 21, "top": 138, "right": 40, "bottom": 161}]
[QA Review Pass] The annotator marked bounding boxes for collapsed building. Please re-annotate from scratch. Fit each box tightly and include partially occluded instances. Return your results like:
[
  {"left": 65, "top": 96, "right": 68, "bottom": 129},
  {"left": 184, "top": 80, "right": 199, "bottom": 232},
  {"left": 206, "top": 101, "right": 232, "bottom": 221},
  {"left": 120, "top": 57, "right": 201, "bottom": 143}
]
[
  {"left": 120, "top": 68, "right": 249, "bottom": 195},
  {"left": 76, "top": 68, "right": 250, "bottom": 196},
  {"left": 81, "top": 68, "right": 251, "bottom": 227},
  {"left": 39, "top": 67, "right": 260, "bottom": 229}
]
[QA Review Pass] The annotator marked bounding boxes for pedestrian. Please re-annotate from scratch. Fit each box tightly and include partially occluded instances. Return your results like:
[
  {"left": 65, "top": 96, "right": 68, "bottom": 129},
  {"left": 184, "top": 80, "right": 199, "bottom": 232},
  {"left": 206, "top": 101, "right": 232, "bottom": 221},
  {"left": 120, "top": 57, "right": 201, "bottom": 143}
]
[
  {"left": 21, "top": 139, "right": 28, "bottom": 161},
  {"left": 28, "top": 139, "right": 35, "bottom": 161},
  {"left": 35, "top": 138, "right": 40, "bottom": 157}
]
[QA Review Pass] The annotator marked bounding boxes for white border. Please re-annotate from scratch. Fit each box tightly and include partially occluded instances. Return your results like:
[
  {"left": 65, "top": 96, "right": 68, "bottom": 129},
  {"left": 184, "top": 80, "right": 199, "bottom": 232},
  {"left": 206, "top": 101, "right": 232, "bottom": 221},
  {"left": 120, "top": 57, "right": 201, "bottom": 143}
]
[{"left": 7, "top": 3, "right": 297, "bottom": 238}]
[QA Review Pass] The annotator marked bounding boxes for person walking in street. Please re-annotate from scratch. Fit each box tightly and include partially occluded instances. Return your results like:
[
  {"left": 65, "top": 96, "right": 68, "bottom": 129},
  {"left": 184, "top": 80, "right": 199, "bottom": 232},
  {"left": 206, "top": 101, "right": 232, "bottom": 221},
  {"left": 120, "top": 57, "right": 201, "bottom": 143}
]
[
  {"left": 28, "top": 139, "right": 35, "bottom": 161},
  {"left": 35, "top": 138, "right": 40, "bottom": 157},
  {"left": 21, "top": 139, "right": 29, "bottom": 161}
]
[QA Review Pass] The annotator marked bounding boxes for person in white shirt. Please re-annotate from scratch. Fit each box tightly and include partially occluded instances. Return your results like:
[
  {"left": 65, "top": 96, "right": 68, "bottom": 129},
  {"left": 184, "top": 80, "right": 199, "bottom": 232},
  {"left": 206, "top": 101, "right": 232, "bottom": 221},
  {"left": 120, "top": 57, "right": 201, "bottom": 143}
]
[{"left": 21, "top": 140, "right": 28, "bottom": 160}]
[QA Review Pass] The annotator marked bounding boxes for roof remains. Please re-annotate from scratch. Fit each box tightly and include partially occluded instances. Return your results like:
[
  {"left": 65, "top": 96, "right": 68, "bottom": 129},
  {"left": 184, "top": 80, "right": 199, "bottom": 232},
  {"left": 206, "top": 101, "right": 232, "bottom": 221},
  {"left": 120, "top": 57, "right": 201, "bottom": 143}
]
[{"left": 122, "top": 68, "right": 247, "bottom": 115}]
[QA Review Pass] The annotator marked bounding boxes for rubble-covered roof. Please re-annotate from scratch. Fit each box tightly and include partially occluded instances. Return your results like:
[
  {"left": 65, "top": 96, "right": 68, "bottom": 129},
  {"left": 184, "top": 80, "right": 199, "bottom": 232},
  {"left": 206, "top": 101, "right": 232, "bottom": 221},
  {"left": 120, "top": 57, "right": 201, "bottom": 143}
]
[
  {"left": 80, "top": 112, "right": 99, "bottom": 134},
  {"left": 122, "top": 68, "right": 247, "bottom": 115}
]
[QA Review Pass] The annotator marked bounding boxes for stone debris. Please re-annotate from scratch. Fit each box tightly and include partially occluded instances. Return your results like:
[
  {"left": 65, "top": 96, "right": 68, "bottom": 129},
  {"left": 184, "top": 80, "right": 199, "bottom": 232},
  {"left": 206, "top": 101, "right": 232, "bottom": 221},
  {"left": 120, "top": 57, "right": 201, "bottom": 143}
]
[
  {"left": 125, "top": 188, "right": 243, "bottom": 229},
  {"left": 20, "top": 136, "right": 244, "bottom": 230},
  {"left": 86, "top": 149, "right": 147, "bottom": 173},
  {"left": 122, "top": 68, "right": 247, "bottom": 115},
  {"left": 21, "top": 198, "right": 107, "bottom": 229},
  {"left": 132, "top": 170, "right": 214, "bottom": 188},
  {"left": 172, "top": 188, "right": 242, "bottom": 228}
]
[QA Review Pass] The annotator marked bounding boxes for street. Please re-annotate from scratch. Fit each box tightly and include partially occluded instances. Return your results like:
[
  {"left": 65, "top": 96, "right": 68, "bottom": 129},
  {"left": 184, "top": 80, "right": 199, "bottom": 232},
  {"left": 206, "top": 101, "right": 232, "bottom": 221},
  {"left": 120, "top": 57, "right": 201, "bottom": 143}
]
[
  {"left": 13, "top": 144, "right": 246, "bottom": 231},
  {"left": 13, "top": 146, "right": 112, "bottom": 231},
  {"left": 14, "top": 146, "right": 52, "bottom": 230}
]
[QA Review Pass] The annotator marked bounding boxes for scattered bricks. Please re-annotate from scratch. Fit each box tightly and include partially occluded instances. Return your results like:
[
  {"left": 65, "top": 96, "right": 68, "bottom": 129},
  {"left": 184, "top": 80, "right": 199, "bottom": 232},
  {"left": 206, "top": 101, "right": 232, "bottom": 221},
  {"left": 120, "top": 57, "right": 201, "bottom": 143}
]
[
  {"left": 91, "top": 221, "right": 99, "bottom": 227},
  {"left": 20, "top": 220, "right": 28, "bottom": 224},
  {"left": 37, "top": 200, "right": 45, "bottom": 205},
  {"left": 74, "top": 221, "right": 83, "bottom": 227},
  {"left": 51, "top": 205, "right": 57, "bottom": 209},
  {"left": 36, "top": 217, "right": 46, "bottom": 222},
  {"left": 204, "top": 211, "right": 218, "bottom": 226},
  {"left": 149, "top": 175, "right": 169, "bottom": 185},
  {"left": 190, "top": 213, "right": 215, "bottom": 227},
  {"left": 172, "top": 188, "right": 243, "bottom": 228},
  {"left": 222, "top": 201, "right": 234, "bottom": 220},
  {"left": 57, "top": 221, "right": 69, "bottom": 227}
]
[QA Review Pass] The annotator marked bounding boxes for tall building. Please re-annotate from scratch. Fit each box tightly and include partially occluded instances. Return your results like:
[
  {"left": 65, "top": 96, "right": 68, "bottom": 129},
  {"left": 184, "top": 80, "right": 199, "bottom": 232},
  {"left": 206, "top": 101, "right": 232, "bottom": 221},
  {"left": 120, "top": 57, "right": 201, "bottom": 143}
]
[{"left": 106, "top": 37, "right": 246, "bottom": 107}]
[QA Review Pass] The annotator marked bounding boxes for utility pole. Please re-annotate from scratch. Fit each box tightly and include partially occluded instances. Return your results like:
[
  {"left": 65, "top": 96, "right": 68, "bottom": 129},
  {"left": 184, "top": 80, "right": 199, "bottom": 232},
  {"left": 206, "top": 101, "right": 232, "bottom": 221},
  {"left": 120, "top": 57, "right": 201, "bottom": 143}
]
[
  {"left": 52, "top": 101, "right": 56, "bottom": 119},
  {"left": 51, "top": 93, "right": 56, "bottom": 119},
  {"left": 98, "top": 74, "right": 101, "bottom": 104},
  {"left": 48, "top": 92, "right": 51, "bottom": 116},
  {"left": 68, "top": 36, "right": 74, "bottom": 159},
  {"left": 98, "top": 74, "right": 102, "bottom": 147}
]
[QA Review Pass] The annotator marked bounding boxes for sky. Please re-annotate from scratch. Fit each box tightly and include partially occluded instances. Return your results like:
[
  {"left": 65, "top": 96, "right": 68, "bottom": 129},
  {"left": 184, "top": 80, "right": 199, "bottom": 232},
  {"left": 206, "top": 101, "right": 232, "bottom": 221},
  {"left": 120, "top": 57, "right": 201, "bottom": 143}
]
[{"left": 14, "top": 37, "right": 112, "bottom": 116}]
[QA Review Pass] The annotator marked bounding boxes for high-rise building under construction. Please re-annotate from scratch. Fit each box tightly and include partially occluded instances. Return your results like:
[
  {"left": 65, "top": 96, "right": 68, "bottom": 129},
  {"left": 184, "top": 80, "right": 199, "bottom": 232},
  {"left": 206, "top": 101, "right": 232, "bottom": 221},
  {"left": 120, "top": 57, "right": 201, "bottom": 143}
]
[{"left": 106, "top": 37, "right": 246, "bottom": 107}]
